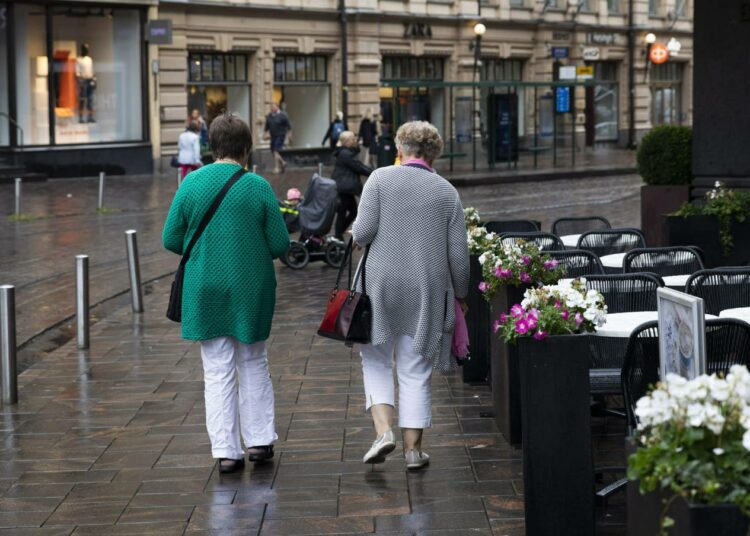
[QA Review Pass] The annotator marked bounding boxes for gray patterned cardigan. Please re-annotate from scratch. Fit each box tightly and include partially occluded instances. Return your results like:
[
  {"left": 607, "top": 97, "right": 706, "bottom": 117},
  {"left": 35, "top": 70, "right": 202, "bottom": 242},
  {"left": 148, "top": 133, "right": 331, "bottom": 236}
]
[{"left": 352, "top": 165, "right": 470, "bottom": 371}]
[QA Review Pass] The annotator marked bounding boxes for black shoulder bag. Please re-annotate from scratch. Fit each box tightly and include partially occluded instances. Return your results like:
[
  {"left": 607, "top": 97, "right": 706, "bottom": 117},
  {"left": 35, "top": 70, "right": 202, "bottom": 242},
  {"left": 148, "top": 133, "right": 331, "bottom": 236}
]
[{"left": 166, "top": 167, "right": 246, "bottom": 322}]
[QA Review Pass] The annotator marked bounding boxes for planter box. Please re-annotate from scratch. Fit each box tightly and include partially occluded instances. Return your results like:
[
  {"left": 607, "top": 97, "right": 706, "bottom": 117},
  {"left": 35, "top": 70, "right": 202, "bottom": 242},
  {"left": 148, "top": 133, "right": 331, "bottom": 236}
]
[
  {"left": 665, "top": 215, "right": 750, "bottom": 268},
  {"left": 628, "top": 485, "right": 749, "bottom": 536},
  {"left": 518, "top": 334, "right": 594, "bottom": 536},
  {"left": 489, "top": 285, "right": 527, "bottom": 447},
  {"left": 464, "top": 256, "right": 491, "bottom": 384},
  {"left": 641, "top": 184, "right": 691, "bottom": 246}
]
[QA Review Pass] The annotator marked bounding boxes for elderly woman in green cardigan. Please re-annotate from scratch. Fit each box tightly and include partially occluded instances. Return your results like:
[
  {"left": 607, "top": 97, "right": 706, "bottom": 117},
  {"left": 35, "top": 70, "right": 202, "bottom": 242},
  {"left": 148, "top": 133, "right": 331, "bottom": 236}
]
[{"left": 162, "top": 113, "right": 289, "bottom": 474}]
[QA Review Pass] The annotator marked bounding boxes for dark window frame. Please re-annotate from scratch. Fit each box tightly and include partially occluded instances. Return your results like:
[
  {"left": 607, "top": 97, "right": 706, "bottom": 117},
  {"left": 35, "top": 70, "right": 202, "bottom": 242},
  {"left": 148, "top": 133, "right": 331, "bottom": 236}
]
[
  {"left": 188, "top": 52, "right": 249, "bottom": 83},
  {"left": 273, "top": 54, "right": 327, "bottom": 83},
  {"left": 381, "top": 56, "right": 445, "bottom": 81}
]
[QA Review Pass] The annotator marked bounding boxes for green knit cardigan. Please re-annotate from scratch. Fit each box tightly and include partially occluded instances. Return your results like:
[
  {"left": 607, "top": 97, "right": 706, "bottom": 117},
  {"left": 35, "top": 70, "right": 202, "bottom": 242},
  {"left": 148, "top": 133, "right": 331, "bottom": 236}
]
[{"left": 162, "top": 163, "right": 289, "bottom": 344}]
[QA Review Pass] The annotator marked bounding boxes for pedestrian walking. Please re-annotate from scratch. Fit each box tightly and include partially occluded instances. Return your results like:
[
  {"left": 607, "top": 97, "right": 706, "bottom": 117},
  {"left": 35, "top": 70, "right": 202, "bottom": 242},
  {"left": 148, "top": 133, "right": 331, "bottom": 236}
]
[
  {"left": 162, "top": 113, "right": 290, "bottom": 474},
  {"left": 358, "top": 109, "right": 379, "bottom": 168},
  {"left": 352, "top": 121, "right": 470, "bottom": 470},
  {"left": 177, "top": 120, "right": 203, "bottom": 179},
  {"left": 190, "top": 108, "right": 209, "bottom": 149},
  {"left": 264, "top": 103, "right": 292, "bottom": 174},
  {"left": 322, "top": 111, "right": 347, "bottom": 150},
  {"left": 331, "top": 131, "right": 373, "bottom": 239}
]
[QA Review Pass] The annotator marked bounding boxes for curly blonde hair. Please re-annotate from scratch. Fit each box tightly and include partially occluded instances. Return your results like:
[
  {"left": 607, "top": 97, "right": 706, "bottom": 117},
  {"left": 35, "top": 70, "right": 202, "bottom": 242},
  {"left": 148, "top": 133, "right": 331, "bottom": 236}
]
[{"left": 395, "top": 121, "right": 444, "bottom": 163}]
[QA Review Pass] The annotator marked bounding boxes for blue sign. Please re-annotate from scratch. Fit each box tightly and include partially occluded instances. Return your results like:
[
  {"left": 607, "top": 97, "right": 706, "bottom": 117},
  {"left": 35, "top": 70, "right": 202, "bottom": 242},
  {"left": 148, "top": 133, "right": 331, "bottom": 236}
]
[
  {"left": 555, "top": 87, "right": 570, "bottom": 113},
  {"left": 551, "top": 47, "right": 569, "bottom": 59}
]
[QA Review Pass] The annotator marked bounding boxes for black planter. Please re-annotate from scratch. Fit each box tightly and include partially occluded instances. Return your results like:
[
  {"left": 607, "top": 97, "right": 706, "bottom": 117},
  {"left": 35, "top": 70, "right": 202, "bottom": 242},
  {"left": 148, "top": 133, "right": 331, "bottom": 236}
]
[
  {"left": 628, "top": 486, "right": 749, "bottom": 536},
  {"left": 464, "top": 256, "right": 491, "bottom": 384},
  {"left": 489, "top": 285, "right": 527, "bottom": 447},
  {"left": 665, "top": 215, "right": 750, "bottom": 268},
  {"left": 518, "top": 334, "right": 594, "bottom": 536},
  {"left": 641, "top": 184, "right": 691, "bottom": 246}
]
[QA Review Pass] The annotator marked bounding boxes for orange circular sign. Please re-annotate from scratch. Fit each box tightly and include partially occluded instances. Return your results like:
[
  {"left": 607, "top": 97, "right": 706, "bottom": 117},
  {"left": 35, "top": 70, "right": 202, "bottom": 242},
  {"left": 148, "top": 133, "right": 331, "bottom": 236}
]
[{"left": 649, "top": 43, "right": 669, "bottom": 64}]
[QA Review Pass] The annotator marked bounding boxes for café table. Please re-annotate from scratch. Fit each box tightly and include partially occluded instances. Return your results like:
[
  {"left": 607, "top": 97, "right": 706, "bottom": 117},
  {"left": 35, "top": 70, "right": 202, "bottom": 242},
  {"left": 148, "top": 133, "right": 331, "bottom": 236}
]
[
  {"left": 719, "top": 307, "right": 750, "bottom": 324},
  {"left": 662, "top": 274, "right": 691, "bottom": 289},
  {"left": 561, "top": 234, "right": 581, "bottom": 248},
  {"left": 599, "top": 252, "right": 625, "bottom": 274},
  {"left": 595, "top": 311, "right": 719, "bottom": 338}
]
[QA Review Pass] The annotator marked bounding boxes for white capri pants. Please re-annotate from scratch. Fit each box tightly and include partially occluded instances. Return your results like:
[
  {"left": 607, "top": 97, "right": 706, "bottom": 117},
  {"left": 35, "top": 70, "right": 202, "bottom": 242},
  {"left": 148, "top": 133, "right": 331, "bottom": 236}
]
[
  {"left": 200, "top": 336, "right": 278, "bottom": 460},
  {"left": 360, "top": 335, "right": 433, "bottom": 429}
]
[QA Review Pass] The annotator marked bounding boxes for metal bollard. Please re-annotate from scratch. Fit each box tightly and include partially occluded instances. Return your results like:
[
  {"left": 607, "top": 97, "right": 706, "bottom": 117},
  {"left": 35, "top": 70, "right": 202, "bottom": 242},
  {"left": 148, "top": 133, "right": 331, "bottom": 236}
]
[
  {"left": 76, "top": 255, "right": 89, "bottom": 349},
  {"left": 177, "top": 167, "right": 183, "bottom": 188},
  {"left": 98, "top": 172, "right": 105, "bottom": 210},
  {"left": 318, "top": 163, "right": 323, "bottom": 176},
  {"left": 14, "top": 178, "right": 21, "bottom": 216},
  {"left": 125, "top": 230, "right": 143, "bottom": 313},
  {"left": 0, "top": 285, "right": 18, "bottom": 405},
  {"left": 252, "top": 164, "right": 257, "bottom": 174}
]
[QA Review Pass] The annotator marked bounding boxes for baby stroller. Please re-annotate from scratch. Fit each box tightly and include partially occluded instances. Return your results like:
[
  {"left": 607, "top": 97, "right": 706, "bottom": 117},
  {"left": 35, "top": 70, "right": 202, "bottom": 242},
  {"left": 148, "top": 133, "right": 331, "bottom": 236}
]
[{"left": 282, "top": 174, "right": 346, "bottom": 269}]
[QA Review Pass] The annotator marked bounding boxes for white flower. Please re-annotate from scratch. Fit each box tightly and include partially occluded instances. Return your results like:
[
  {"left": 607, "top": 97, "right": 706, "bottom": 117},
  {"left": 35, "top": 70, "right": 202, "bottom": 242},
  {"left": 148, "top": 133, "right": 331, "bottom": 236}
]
[
  {"left": 707, "top": 375, "right": 730, "bottom": 402},
  {"left": 478, "top": 252, "right": 488, "bottom": 266},
  {"left": 743, "top": 430, "right": 750, "bottom": 452},
  {"left": 713, "top": 448, "right": 725, "bottom": 456}
]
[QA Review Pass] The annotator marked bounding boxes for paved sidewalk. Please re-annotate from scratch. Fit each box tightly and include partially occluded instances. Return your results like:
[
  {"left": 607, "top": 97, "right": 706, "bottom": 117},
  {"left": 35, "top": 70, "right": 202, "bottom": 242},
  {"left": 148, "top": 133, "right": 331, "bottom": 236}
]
[{"left": 0, "top": 262, "right": 521, "bottom": 535}]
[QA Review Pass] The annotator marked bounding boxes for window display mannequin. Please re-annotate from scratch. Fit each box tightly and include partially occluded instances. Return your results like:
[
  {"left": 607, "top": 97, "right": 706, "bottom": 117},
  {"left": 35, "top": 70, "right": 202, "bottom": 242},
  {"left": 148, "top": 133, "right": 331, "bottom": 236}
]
[{"left": 75, "top": 43, "right": 95, "bottom": 123}]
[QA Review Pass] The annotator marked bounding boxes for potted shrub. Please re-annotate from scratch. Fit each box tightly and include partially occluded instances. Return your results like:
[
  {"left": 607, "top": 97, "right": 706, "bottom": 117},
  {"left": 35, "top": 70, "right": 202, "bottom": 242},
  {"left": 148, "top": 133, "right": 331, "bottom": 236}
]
[
  {"left": 628, "top": 367, "right": 750, "bottom": 536},
  {"left": 667, "top": 182, "right": 750, "bottom": 267},
  {"left": 478, "top": 240, "right": 565, "bottom": 446},
  {"left": 638, "top": 125, "right": 693, "bottom": 246},
  {"left": 494, "top": 279, "right": 607, "bottom": 536}
]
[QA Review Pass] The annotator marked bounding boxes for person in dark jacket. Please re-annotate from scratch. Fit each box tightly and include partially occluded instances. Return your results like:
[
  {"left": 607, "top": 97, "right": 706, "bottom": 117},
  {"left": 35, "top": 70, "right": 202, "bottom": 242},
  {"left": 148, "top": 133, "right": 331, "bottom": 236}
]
[
  {"left": 322, "top": 111, "right": 348, "bottom": 150},
  {"left": 331, "top": 131, "right": 373, "bottom": 239},
  {"left": 358, "top": 108, "right": 379, "bottom": 168}
]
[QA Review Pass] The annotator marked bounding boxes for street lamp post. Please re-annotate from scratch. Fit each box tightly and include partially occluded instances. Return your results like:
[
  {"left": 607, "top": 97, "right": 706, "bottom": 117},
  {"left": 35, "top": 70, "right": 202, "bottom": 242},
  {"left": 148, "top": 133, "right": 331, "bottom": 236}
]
[
  {"left": 643, "top": 32, "right": 656, "bottom": 83},
  {"left": 471, "top": 22, "right": 486, "bottom": 172}
]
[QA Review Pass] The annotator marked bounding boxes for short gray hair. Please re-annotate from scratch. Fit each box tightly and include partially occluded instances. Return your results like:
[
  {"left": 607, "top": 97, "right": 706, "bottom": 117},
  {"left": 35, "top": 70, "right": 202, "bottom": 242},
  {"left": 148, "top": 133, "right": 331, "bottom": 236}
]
[{"left": 395, "top": 121, "right": 443, "bottom": 163}]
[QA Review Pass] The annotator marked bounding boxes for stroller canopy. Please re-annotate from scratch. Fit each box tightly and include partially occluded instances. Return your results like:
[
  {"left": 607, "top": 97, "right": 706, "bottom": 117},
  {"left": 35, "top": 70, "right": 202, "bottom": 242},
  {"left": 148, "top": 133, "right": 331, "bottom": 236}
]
[{"left": 298, "top": 173, "right": 339, "bottom": 236}]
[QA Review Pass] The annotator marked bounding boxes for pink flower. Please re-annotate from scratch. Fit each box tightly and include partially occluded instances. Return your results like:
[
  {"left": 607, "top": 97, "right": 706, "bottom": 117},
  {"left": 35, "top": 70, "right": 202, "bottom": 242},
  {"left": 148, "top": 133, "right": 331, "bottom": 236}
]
[
  {"left": 495, "top": 267, "right": 513, "bottom": 279},
  {"left": 520, "top": 272, "right": 532, "bottom": 284},
  {"left": 478, "top": 281, "right": 489, "bottom": 292},
  {"left": 575, "top": 312, "right": 584, "bottom": 327},
  {"left": 510, "top": 304, "right": 524, "bottom": 318},
  {"left": 521, "top": 256, "right": 531, "bottom": 265},
  {"left": 554, "top": 300, "right": 561, "bottom": 309},
  {"left": 526, "top": 315, "right": 538, "bottom": 330},
  {"left": 561, "top": 309, "right": 569, "bottom": 320},
  {"left": 543, "top": 259, "right": 559, "bottom": 270},
  {"left": 492, "top": 320, "right": 501, "bottom": 333},
  {"left": 533, "top": 330, "right": 548, "bottom": 341},
  {"left": 528, "top": 308, "right": 540, "bottom": 320},
  {"left": 515, "top": 319, "right": 529, "bottom": 335},
  {"left": 499, "top": 313, "right": 507, "bottom": 324}
]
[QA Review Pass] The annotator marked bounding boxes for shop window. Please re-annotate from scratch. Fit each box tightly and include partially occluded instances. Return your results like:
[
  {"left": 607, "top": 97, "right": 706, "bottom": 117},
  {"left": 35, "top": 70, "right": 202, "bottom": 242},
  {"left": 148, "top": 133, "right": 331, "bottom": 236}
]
[
  {"left": 509, "top": 0, "right": 525, "bottom": 6},
  {"left": 593, "top": 62, "right": 619, "bottom": 141},
  {"left": 188, "top": 53, "right": 248, "bottom": 83},
  {"left": 187, "top": 54, "right": 251, "bottom": 127},
  {"left": 381, "top": 57, "right": 444, "bottom": 81},
  {"left": 0, "top": 4, "right": 8, "bottom": 145},
  {"left": 674, "top": 0, "right": 687, "bottom": 17},
  {"left": 607, "top": 0, "right": 620, "bottom": 12},
  {"left": 48, "top": 7, "right": 144, "bottom": 145},
  {"left": 14, "top": 3, "right": 49, "bottom": 145},
  {"left": 273, "top": 54, "right": 327, "bottom": 82},
  {"left": 649, "top": 0, "right": 659, "bottom": 15},
  {"left": 481, "top": 59, "right": 523, "bottom": 82},
  {"left": 650, "top": 63, "right": 683, "bottom": 126}
]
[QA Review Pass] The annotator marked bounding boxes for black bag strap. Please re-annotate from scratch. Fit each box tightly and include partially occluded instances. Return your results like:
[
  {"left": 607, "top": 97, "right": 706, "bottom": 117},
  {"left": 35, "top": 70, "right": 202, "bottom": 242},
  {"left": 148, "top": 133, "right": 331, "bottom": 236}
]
[
  {"left": 334, "top": 238, "right": 370, "bottom": 294},
  {"left": 179, "top": 167, "right": 246, "bottom": 267}
]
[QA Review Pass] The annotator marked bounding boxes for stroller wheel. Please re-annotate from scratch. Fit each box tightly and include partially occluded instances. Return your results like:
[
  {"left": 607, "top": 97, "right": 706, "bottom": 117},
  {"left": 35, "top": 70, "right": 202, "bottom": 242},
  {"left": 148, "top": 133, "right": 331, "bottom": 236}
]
[
  {"left": 324, "top": 241, "right": 347, "bottom": 268},
  {"left": 285, "top": 241, "right": 309, "bottom": 269}
]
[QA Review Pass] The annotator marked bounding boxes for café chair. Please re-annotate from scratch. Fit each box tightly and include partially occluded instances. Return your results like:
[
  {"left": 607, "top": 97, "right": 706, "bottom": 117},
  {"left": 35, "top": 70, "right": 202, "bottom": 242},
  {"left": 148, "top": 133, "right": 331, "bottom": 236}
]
[
  {"left": 499, "top": 232, "right": 565, "bottom": 252},
  {"left": 551, "top": 216, "right": 611, "bottom": 237},
  {"left": 484, "top": 219, "right": 540, "bottom": 234}
]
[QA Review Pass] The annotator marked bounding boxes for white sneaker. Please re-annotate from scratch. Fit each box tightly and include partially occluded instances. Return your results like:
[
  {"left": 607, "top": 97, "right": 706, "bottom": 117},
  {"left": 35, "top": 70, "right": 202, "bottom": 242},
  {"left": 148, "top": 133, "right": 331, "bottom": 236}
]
[
  {"left": 405, "top": 449, "right": 430, "bottom": 470},
  {"left": 362, "top": 429, "right": 396, "bottom": 464}
]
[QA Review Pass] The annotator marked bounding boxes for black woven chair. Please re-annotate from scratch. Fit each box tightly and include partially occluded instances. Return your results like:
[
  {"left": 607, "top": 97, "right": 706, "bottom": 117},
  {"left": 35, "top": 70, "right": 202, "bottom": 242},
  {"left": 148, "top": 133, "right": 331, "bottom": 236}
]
[
  {"left": 577, "top": 228, "right": 646, "bottom": 258},
  {"left": 584, "top": 273, "right": 664, "bottom": 397},
  {"left": 623, "top": 247, "right": 705, "bottom": 277},
  {"left": 685, "top": 268, "right": 750, "bottom": 315},
  {"left": 484, "top": 219, "right": 540, "bottom": 234},
  {"left": 705, "top": 319, "right": 750, "bottom": 374},
  {"left": 551, "top": 216, "right": 611, "bottom": 237},
  {"left": 500, "top": 232, "right": 565, "bottom": 252},
  {"left": 547, "top": 249, "right": 605, "bottom": 278}
]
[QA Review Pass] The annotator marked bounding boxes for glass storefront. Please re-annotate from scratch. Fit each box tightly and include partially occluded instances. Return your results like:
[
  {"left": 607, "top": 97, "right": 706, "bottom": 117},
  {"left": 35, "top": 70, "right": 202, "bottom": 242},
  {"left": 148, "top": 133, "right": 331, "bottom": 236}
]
[
  {"left": 593, "top": 62, "right": 619, "bottom": 142},
  {"left": 7, "top": 3, "right": 145, "bottom": 147},
  {"left": 273, "top": 54, "right": 330, "bottom": 149},
  {"left": 188, "top": 52, "right": 251, "bottom": 127},
  {"left": 481, "top": 58, "right": 525, "bottom": 138},
  {"left": 651, "top": 62, "right": 683, "bottom": 126},
  {"left": 0, "top": 4, "right": 8, "bottom": 146}
]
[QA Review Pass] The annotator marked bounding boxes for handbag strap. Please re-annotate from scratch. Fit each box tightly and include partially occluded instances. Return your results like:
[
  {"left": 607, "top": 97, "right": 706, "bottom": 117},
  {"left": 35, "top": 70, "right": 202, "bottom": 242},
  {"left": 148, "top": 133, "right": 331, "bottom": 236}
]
[
  {"left": 334, "top": 238, "right": 370, "bottom": 294},
  {"left": 179, "top": 166, "right": 246, "bottom": 267}
]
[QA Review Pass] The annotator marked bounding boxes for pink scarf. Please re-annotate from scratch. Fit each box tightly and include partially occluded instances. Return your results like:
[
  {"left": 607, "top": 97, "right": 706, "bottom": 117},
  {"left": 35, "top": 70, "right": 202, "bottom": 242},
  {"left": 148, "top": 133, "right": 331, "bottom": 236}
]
[
  {"left": 402, "top": 158, "right": 434, "bottom": 172},
  {"left": 452, "top": 299, "right": 470, "bottom": 360}
]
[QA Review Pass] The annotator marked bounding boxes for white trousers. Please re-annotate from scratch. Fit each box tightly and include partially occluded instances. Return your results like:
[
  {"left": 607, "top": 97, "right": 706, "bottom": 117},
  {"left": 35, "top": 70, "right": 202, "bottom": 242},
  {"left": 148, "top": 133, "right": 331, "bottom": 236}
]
[
  {"left": 361, "top": 335, "right": 433, "bottom": 429},
  {"left": 200, "top": 336, "right": 277, "bottom": 459}
]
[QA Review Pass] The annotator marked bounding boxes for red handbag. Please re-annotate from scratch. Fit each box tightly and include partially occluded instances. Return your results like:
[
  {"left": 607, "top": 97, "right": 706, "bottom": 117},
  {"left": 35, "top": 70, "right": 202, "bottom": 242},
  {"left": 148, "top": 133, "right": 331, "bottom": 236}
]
[{"left": 317, "top": 239, "right": 371, "bottom": 346}]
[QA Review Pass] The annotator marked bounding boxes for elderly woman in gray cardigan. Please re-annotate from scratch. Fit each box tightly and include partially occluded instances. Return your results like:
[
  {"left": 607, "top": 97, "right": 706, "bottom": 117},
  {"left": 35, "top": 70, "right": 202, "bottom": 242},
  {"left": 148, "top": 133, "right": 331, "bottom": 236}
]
[{"left": 352, "top": 121, "right": 470, "bottom": 470}]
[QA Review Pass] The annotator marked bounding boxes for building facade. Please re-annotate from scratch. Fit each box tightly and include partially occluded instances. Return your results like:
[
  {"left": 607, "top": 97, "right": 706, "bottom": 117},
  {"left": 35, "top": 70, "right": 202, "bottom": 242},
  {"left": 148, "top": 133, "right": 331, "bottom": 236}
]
[{"left": 0, "top": 0, "right": 693, "bottom": 176}]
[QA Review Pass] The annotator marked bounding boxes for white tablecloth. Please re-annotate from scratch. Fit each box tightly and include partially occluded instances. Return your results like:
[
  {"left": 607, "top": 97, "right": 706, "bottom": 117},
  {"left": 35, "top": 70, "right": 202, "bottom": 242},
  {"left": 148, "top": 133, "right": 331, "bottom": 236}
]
[
  {"left": 561, "top": 234, "right": 581, "bottom": 248},
  {"left": 662, "top": 274, "right": 691, "bottom": 288},
  {"left": 719, "top": 307, "right": 750, "bottom": 324},
  {"left": 600, "top": 253, "right": 626, "bottom": 269},
  {"left": 595, "top": 311, "right": 718, "bottom": 338}
]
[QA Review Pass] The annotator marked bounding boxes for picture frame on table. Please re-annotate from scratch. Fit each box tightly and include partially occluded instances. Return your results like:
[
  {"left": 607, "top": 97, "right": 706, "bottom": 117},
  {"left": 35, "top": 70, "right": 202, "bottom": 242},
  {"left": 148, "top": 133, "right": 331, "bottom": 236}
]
[{"left": 657, "top": 288, "right": 706, "bottom": 380}]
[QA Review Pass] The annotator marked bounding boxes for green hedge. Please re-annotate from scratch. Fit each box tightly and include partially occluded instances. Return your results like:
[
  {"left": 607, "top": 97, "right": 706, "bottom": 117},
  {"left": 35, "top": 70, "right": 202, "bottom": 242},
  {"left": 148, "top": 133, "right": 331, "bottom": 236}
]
[{"left": 637, "top": 126, "right": 693, "bottom": 185}]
